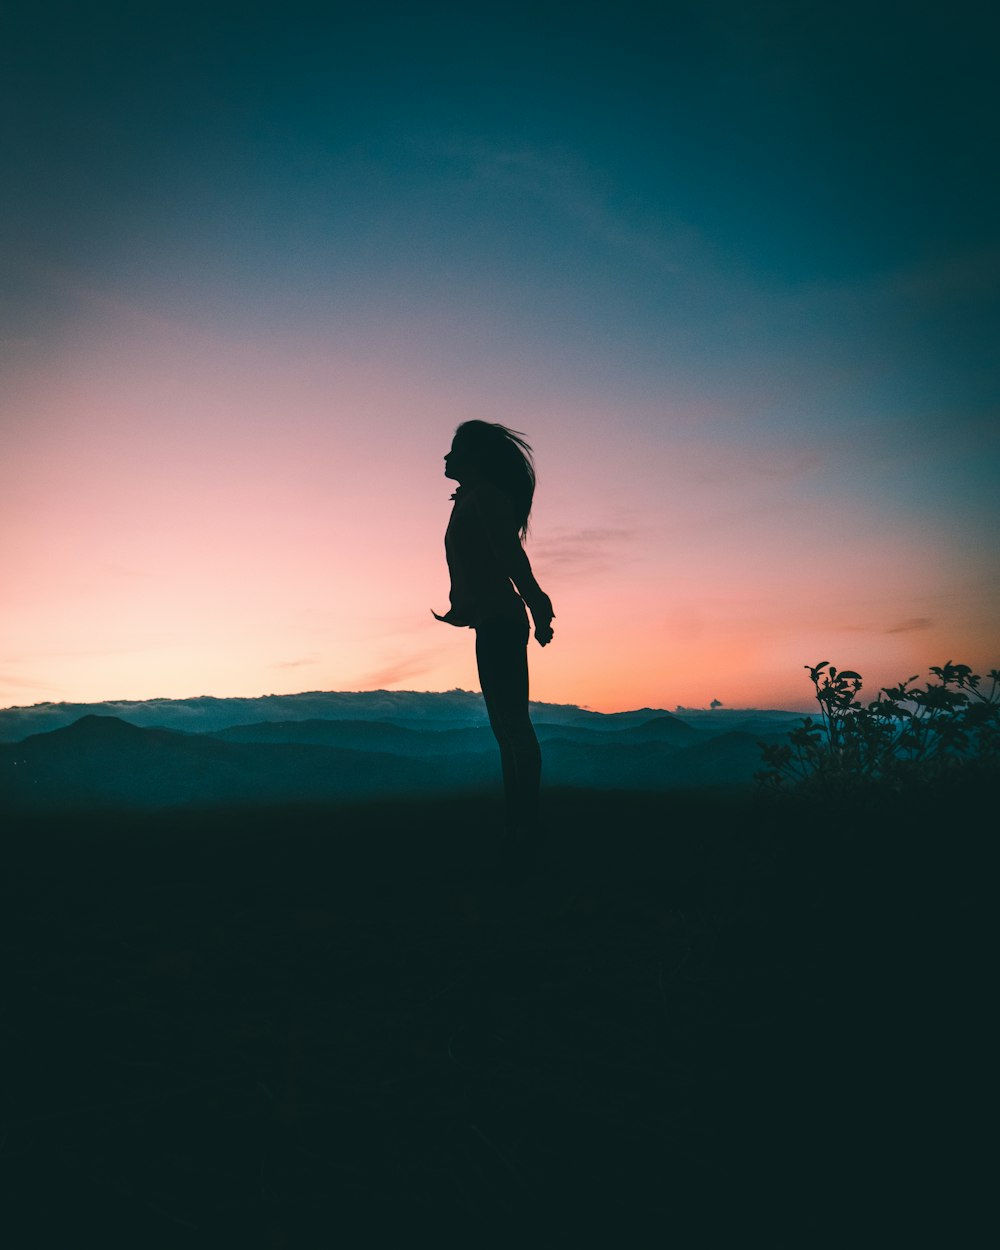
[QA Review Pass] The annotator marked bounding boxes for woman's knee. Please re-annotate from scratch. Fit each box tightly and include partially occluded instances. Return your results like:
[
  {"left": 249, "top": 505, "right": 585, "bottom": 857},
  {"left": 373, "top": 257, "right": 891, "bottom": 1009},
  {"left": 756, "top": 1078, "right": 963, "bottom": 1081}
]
[{"left": 491, "top": 719, "right": 537, "bottom": 749}]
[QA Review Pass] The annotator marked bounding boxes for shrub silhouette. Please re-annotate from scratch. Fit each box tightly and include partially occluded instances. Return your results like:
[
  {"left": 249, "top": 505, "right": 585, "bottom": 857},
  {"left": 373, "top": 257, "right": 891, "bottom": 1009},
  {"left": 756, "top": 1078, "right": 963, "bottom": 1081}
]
[{"left": 756, "top": 660, "right": 1000, "bottom": 796}]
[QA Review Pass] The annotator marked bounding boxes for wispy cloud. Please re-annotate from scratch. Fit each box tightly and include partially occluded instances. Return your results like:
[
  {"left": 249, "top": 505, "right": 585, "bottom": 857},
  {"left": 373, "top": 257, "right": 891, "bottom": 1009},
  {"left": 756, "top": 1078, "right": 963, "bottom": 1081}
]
[
  {"left": 1, "top": 250, "right": 198, "bottom": 344},
  {"left": 418, "top": 136, "right": 696, "bottom": 274},
  {"left": 354, "top": 653, "right": 438, "bottom": 690},
  {"left": 0, "top": 674, "right": 59, "bottom": 690},
  {"left": 530, "top": 526, "right": 635, "bottom": 577},
  {"left": 886, "top": 617, "right": 933, "bottom": 634},
  {"left": 831, "top": 616, "right": 935, "bottom": 635},
  {"left": 879, "top": 245, "right": 1000, "bottom": 309},
  {"left": 272, "top": 656, "right": 319, "bottom": 669}
]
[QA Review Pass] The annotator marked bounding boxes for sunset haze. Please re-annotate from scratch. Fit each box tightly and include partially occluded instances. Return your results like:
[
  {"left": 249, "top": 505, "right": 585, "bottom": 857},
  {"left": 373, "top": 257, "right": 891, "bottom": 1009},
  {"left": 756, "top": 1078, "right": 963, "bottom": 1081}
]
[{"left": 3, "top": 1, "right": 997, "bottom": 714}]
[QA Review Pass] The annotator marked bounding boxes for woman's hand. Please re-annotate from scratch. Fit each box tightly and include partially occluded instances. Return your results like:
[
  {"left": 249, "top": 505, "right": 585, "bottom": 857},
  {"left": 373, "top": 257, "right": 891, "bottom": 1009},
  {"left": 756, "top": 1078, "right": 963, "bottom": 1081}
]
[
  {"left": 431, "top": 608, "right": 472, "bottom": 628},
  {"left": 530, "top": 594, "right": 555, "bottom": 647}
]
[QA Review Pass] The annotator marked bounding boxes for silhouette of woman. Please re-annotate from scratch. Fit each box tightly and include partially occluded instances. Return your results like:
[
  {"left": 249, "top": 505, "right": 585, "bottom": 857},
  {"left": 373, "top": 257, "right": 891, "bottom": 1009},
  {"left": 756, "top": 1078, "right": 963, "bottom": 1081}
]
[{"left": 432, "top": 422, "right": 554, "bottom": 843}]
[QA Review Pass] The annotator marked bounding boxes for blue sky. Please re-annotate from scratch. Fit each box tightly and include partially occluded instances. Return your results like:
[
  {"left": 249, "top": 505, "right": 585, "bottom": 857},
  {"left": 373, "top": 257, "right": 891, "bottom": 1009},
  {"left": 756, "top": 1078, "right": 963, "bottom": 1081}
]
[{"left": 2, "top": 1, "right": 997, "bottom": 711}]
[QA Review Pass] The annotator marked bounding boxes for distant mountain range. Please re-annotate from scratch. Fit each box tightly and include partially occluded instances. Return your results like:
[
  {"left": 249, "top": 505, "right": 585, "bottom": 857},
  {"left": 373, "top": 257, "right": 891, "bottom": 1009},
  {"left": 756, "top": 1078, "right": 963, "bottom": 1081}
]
[{"left": 0, "top": 690, "right": 806, "bottom": 810}]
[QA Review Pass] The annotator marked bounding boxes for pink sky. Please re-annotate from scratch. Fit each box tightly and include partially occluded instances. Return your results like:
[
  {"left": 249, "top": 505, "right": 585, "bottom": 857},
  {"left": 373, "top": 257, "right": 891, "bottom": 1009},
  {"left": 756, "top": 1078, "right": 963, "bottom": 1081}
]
[
  {"left": 2, "top": 286, "right": 994, "bottom": 715},
  {"left": 3, "top": 2, "right": 997, "bottom": 719}
]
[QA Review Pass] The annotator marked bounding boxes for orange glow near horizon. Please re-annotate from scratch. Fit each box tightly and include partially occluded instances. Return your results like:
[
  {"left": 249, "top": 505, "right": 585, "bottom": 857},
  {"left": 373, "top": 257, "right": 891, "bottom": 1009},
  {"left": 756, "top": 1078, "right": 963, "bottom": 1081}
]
[
  {"left": 3, "top": 3, "right": 998, "bottom": 727},
  {"left": 2, "top": 302, "right": 997, "bottom": 718}
]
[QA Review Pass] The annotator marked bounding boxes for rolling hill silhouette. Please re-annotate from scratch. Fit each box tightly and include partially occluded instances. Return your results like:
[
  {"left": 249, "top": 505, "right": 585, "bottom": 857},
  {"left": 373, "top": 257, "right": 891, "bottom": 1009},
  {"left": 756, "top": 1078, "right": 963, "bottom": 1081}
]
[
  {"left": 0, "top": 715, "right": 482, "bottom": 808},
  {"left": 0, "top": 688, "right": 792, "bottom": 743},
  {"left": 210, "top": 713, "right": 702, "bottom": 753},
  {"left": 0, "top": 705, "right": 795, "bottom": 810}
]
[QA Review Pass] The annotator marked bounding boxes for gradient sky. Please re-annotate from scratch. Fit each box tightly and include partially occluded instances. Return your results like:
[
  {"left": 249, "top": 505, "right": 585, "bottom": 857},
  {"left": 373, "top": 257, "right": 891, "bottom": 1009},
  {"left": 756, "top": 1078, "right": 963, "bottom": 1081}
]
[{"left": 2, "top": 0, "right": 997, "bottom": 713}]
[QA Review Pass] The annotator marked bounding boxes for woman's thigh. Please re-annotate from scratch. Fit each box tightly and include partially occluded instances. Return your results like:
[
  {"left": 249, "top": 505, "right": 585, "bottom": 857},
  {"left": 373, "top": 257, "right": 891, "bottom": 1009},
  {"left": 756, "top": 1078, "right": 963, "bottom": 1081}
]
[{"left": 475, "top": 616, "right": 530, "bottom": 730}]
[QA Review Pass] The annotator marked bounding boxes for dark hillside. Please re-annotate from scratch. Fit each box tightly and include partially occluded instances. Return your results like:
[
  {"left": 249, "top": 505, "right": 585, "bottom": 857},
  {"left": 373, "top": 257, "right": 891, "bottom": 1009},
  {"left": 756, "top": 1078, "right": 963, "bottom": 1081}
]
[
  {"left": 1, "top": 782, "right": 973, "bottom": 1243},
  {"left": 0, "top": 715, "right": 492, "bottom": 808},
  {"left": 0, "top": 713, "right": 773, "bottom": 811}
]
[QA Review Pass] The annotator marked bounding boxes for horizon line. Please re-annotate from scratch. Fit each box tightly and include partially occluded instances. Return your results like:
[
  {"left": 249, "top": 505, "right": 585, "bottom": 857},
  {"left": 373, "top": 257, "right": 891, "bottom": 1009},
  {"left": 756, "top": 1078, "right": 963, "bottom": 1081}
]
[{"left": 0, "top": 688, "right": 811, "bottom": 717}]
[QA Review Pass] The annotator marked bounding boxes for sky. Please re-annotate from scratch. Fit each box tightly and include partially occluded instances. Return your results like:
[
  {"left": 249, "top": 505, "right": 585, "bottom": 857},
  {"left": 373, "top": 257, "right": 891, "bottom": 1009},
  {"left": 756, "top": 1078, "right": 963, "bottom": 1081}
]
[{"left": 2, "top": 0, "right": 998, "bottom": 714}]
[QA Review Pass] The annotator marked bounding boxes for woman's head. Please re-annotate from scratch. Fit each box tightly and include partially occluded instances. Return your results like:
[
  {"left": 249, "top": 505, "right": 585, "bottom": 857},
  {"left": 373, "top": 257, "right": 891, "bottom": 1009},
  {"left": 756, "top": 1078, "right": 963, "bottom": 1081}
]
[{"left": 444, "top": 420, "right": 536, "bottom": 538}]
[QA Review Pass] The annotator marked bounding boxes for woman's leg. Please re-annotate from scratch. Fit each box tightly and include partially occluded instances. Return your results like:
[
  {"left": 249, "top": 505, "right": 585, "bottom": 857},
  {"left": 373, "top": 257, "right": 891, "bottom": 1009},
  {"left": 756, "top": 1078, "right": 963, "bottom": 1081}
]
[{"left": 475, "top": 615, "right": 541, "bottom": 836}]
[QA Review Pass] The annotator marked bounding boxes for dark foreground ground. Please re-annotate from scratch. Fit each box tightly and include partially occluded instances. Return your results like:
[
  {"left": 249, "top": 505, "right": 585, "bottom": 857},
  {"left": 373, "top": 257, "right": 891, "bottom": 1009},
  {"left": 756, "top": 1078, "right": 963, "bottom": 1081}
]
[{"left": 1, "top": 783, "right": 982, "bottom": 1246}]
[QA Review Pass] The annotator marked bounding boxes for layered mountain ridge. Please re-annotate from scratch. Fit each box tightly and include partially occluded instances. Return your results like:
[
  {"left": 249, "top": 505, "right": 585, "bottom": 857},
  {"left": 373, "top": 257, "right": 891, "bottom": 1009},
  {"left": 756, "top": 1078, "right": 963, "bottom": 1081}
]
[{"left": 0, "top": 691, "right": 804, "bottom": 809}]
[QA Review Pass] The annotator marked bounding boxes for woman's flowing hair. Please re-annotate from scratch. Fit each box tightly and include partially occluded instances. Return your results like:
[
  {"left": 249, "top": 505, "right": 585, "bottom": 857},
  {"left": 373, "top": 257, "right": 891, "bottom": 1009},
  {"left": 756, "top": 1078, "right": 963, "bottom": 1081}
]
[{"left": 454, "top": 420, "right": 536, "bottom": 540}]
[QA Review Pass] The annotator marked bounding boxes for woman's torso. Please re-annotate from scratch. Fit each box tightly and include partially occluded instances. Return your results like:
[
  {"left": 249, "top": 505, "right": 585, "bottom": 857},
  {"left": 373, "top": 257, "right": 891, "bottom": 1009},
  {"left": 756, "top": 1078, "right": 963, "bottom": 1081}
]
[{"left": 445, "top": 484, "right": 526, "bottom": 628}]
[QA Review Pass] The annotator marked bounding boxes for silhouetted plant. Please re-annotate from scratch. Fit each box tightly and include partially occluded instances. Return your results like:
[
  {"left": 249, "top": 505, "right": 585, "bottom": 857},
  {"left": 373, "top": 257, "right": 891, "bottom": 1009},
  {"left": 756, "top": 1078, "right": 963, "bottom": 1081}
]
[{"left": 756, "top": 661, "right": 1000, "bottom": 796}]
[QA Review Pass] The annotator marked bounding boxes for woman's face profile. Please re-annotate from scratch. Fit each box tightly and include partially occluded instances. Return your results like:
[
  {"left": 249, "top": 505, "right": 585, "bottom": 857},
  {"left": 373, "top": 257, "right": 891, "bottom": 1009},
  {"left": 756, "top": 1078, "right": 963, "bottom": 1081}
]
[{"left": 444, "top": 436, "right": 477, "bottom": 482}]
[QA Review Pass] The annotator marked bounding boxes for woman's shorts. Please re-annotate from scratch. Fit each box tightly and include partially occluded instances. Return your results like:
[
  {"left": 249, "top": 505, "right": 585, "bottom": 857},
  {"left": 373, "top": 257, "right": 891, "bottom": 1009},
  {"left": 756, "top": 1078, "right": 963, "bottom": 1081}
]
[{"left": 474, "top": 603, "right": 530, "bottom": 646}]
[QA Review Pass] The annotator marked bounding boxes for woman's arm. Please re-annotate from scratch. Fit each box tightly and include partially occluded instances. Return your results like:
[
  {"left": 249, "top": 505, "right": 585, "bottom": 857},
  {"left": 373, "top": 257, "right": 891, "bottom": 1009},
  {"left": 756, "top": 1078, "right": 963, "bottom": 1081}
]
[{"left": 474, "top": 485, "right": 555, "bottom": 645}]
